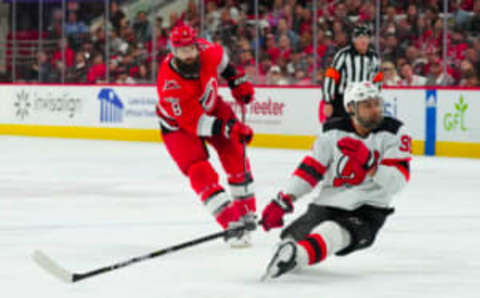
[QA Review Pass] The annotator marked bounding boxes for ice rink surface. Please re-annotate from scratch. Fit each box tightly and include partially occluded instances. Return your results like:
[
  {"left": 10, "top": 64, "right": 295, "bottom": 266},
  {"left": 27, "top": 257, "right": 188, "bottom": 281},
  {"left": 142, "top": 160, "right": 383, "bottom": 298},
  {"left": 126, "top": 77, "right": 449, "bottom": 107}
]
[{"left": 0, "top": 136, "right": 479, "bottom": 298}]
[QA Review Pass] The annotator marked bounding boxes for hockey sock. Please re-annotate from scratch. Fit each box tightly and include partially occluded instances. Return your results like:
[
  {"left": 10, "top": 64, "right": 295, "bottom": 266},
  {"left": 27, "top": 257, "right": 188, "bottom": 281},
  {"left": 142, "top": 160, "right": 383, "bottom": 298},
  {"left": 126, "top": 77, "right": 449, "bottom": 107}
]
[
  {"left": 188, "top": 161, "right": 240, "bottom": 228},
  {"left": 297, "top": 234, "right": 328, "bottom": 265},
  {"left": 297, "top": 221, "right": 351, "bottom": 266},
  {"left": 228, "top": 171, "right": 256, "bottom": 216}
]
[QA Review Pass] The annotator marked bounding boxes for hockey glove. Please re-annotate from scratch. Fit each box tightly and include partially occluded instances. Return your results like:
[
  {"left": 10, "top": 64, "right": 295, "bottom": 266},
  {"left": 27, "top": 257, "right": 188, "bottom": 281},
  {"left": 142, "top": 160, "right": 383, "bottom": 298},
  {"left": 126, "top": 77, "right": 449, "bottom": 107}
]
[
  {"left": 223, "top": 119, "right": 253, "bottom": 144},
  {"left": 228, "top": 70, "right": 254, "bottom": 104},
  {"left": 337, "top": 137, "right": 377, "bottom": 170},
  {"left": 261, "top": 192, "right": 294, "bottom": 231}
]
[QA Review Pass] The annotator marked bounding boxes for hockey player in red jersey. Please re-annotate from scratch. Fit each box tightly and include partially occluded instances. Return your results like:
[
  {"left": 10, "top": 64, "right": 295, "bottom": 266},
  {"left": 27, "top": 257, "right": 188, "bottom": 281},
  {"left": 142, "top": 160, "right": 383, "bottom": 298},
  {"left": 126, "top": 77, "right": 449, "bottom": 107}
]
[
  {"left": 261, "top": 81, "right": 412, "bottom": 279},
  {"left": 156, "top": 24, "right": 256, "bottom": 247}
]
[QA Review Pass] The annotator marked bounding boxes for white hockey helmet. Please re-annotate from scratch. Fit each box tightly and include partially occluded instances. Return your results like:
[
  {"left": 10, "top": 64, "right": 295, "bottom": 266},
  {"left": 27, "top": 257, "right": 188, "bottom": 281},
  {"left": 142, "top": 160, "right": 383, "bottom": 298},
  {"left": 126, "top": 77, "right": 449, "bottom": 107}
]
[{"left": 344, "top": 81, "right": 381, "bottom": 112}]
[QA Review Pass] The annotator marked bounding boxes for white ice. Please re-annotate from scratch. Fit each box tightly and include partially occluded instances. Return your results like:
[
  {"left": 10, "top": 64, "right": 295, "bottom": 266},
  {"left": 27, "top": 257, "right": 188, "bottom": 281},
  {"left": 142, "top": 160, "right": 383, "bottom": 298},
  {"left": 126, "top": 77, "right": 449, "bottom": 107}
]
[{"left": 0, "top": 136, "right": 479, "bottom": 298}]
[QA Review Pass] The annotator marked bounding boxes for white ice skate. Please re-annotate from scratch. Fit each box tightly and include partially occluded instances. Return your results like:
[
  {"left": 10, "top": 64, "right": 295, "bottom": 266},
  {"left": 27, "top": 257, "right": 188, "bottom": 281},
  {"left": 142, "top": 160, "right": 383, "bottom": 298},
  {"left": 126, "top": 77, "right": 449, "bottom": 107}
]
[
  {"left": 226, "top": 228, "right": 252, "bottom": 248},
  {"left": 224, "top": 213, "right": 257, "bottom": 248},
  {"left": 261, "top": 240, "right": 298, "bottom": 280}
]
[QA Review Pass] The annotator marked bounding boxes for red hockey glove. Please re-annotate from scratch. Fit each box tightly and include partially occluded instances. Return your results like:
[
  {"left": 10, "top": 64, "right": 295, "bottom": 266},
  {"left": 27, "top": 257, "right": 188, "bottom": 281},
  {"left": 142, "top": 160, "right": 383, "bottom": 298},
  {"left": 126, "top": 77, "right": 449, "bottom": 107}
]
[
  {"left": 228, "top": 70, "right": 254, "bottom": 104},
  {"left": 337, "top": 137, "right": 377, "bottom": 170},
  {"left": 223, "top": 119, "right": 253, "bottom": 144},
  {"left": 261, "top": 192, "right": 294, "bottom": 231}
]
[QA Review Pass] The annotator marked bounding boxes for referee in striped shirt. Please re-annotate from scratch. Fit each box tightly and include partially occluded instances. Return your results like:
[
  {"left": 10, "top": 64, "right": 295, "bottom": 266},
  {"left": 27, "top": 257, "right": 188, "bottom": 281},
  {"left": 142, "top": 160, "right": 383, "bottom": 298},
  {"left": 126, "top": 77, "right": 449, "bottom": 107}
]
[{"left": 322, "top": 25, "right": 383, "bottom": 119}]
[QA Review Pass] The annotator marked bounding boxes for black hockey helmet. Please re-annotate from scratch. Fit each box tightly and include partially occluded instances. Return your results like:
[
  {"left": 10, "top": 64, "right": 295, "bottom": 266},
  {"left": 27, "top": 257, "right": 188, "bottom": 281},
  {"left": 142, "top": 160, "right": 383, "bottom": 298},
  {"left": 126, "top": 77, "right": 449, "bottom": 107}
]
[{"left": 352, "top": 24, "right": 372, "bottom": 39}]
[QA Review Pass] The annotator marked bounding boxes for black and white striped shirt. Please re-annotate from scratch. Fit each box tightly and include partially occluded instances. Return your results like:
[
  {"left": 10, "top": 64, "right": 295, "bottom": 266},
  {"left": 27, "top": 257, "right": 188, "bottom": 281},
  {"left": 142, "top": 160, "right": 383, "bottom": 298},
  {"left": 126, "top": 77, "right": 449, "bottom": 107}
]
[{"left": 323, "top": 45, "right": 381, "bottom": 104}]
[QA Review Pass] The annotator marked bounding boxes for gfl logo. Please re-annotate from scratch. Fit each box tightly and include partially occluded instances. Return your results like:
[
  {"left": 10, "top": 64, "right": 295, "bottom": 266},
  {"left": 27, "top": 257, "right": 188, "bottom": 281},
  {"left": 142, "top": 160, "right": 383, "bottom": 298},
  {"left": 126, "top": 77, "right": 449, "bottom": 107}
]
[{"left": 443, "top": 95, "right": 468, "bottom": 132}]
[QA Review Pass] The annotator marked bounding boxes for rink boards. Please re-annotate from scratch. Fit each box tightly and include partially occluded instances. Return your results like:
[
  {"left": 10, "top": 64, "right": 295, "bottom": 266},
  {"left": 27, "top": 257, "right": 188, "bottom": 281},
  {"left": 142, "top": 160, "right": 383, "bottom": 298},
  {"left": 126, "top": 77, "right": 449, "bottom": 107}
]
[{"left": 0, "top": 84, "right": 479, "bottom": 158}]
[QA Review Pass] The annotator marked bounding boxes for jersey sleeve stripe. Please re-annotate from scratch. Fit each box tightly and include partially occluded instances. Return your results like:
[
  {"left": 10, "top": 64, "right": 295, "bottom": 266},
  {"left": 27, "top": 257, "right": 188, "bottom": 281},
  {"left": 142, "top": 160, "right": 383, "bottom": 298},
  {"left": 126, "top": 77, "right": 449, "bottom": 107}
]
[
  {"left": 292, "top": 156, "right": 326, "bottom": 187},
  {"left": 303, "top": 156, "right": 327, "bottom": 175},
  {"left": 156, "top": 104, "right": 179, "bottom": 130},
  {"left": 323, "top": 77, "right": 333, "bottom": 102},
  {"left": 217, "top": 49, "right": 229, "bottom": 74},
  {"left": 293, "top": 168, "right": 320, "bottom": 187},
  {"left": 196, "top": 114, "right": 217, "bottom": 137},
  {"left": 293, "top": 156, "right": 327, "bottom": 187},
  {"left": 380, "top": 158, "right": 411, "bottom": 181}
]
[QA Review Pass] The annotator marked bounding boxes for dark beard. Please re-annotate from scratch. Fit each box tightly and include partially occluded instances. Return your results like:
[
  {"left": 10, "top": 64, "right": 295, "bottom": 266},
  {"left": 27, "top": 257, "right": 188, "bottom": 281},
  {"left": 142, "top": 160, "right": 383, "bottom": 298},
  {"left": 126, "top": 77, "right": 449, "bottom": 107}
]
[
  {"left": 173, "top": 57, "right": 200, "bottom": 79},
  {"left": 357, "top": 115, "right": 384, "bottom": 130}
]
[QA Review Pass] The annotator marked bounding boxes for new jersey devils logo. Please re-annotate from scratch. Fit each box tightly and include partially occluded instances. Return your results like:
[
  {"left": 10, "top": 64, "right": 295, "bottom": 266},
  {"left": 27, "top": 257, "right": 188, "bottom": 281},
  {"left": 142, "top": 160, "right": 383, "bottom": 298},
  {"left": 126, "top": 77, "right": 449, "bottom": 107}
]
[{"left": 333, "top": 151, "right": 379, "bottom": 188}]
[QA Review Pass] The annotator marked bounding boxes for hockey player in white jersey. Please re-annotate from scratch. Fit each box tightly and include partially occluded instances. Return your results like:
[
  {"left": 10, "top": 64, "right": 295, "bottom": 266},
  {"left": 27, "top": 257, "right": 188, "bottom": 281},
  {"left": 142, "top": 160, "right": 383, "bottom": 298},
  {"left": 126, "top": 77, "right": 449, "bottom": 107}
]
[{"left": 261, "top": 81, "right": 412, "bottom": 279}]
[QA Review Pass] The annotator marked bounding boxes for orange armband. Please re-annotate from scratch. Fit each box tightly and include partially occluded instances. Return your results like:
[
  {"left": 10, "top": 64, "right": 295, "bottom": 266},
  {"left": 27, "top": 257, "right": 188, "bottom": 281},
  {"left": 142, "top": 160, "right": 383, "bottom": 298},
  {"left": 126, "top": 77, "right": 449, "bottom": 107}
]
[{"left": 325, "top": 67, "right": 340, "bottom": 83}]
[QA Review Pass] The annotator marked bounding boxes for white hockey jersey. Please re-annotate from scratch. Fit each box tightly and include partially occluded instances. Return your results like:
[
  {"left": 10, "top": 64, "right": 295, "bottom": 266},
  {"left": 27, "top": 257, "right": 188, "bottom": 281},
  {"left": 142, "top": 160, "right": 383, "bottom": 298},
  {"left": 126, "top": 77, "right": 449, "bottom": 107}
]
[{"left": 285, "top": 116, "right": 412, "bottom": 210}]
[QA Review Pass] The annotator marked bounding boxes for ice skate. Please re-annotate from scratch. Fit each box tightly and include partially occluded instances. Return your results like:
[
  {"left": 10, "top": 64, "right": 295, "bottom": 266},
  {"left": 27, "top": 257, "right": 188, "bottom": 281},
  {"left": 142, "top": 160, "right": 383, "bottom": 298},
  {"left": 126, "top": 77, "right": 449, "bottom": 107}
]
[
  {"left": 224, "top": 213, "right": 257, "bottom": 248},
  {"left": 261, "top": 240, "right": 298, "bottom": 280}
]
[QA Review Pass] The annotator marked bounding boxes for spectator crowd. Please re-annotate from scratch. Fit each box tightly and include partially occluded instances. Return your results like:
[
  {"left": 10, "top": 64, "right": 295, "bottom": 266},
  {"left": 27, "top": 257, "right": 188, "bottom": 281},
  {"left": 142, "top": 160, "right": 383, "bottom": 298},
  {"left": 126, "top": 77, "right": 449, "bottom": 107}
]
[{"left": 2, "top": 0, "right": 480, "bottom": 87}]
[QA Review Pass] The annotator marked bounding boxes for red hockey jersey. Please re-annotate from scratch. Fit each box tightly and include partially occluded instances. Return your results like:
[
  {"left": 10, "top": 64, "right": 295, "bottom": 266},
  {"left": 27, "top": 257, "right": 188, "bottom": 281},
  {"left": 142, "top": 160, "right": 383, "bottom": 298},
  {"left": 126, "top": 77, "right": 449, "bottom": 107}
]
[{"left": 156, "top": 39, "right": 229, "bottom": 136}]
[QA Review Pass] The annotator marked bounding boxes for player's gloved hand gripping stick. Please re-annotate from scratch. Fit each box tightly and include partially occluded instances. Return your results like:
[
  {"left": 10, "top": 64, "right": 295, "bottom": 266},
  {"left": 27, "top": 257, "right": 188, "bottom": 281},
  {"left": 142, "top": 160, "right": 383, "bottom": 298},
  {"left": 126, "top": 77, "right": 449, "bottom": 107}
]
[{"left": 261, "top": 192, "right": 294, "bottom": 231}]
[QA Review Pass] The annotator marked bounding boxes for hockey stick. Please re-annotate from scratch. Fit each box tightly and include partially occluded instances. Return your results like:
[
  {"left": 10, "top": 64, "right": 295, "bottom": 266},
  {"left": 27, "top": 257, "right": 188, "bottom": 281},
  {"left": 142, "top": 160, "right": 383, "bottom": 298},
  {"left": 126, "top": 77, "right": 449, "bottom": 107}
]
[
  {"left": 32, "top": 225, "right": 246, "bottom": 283},
  {"left": 241, "top": 102, "right": 249, "bottom": 194}
]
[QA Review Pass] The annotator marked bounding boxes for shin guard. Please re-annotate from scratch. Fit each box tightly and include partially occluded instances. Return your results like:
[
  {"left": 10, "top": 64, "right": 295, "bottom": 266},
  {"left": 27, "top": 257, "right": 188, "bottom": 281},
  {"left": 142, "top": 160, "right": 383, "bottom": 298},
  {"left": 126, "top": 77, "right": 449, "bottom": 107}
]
[
  {"left": 188, "top": 161, "right": 240, "bottom": 228},
  {"left": 228, "top": 171, "right": 256, "bottom": 217}
]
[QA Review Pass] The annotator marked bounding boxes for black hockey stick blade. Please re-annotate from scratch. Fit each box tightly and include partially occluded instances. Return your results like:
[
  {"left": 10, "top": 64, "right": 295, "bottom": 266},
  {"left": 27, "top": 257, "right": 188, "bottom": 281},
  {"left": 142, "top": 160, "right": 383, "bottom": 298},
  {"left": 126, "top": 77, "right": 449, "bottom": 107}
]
[{"left": 32, "top": 226, "right": 246, "bottom": 283}]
